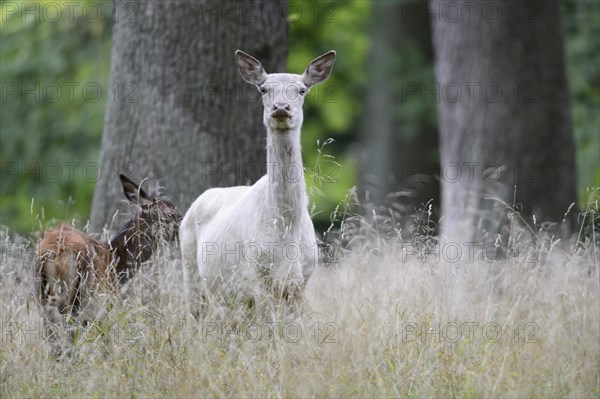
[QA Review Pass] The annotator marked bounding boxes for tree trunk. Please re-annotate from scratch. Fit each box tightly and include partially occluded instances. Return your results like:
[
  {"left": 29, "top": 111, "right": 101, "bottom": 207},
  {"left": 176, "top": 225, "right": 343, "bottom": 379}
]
[
  {"left": 91, "top": 0, "right": 288, "bottom": 231},
  {"left": 430, "top": 0, "right": 578, "bottom": 244}
]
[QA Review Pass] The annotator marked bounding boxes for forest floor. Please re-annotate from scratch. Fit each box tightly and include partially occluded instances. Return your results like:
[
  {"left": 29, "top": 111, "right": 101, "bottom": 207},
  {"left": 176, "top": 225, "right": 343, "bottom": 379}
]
[{"left": 1, "top": 207, "right": 598, "bottom": 398}]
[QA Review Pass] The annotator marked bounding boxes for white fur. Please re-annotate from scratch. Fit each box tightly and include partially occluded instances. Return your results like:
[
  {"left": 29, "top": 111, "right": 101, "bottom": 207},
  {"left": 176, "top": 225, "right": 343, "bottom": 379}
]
[{"left": 180, "top": 50, "right": 336, "bottom": 306}]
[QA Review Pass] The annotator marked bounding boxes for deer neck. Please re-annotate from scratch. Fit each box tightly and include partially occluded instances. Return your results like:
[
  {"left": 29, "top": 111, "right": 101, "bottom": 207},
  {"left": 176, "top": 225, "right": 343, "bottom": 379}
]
[
  {"left": 265, "top": 127, "right": 308, "bottom": 230},
  {"left": 110, "top": 216, "right": 154, "bottom": 281}
]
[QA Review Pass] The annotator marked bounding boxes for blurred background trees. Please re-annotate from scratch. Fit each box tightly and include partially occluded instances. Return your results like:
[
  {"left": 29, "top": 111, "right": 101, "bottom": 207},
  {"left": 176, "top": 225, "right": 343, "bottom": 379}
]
[
  {"left": 1, "top": 0, "right": 598, "bottom": 237},
  {"left": 431, "top": 0, "right": 578, "bottom": 243},
  {"left": 358, "top": 0, "right": 438, "bottom": 237},
  {"left": 89, "top": 0, "right": 288, "bottom": 230},
  {"left": 1, "top": 1, "right": 113, "bottom": 232}
]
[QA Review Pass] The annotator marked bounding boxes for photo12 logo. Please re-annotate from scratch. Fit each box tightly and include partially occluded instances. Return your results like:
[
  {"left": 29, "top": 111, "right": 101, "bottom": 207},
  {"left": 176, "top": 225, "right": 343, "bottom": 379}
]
[
  {"left": 402, "top": 2, "right": 544, "bottom": 24},
  {"left": 2, "top": 1, "right": 111, "bottom": 24},
  {"left": 201, "top": 321, "right": 339, "bottom": 344},
  {"left": 400, "top": 81, "right": 541, "bottom": 104},
  {"left": 1, "top": 81, "right": 138, "bottom": 104},
  {"left": 0, "top": 161, "right": 141, "bottom": 184},
  {"left": 398, "top": 321, "right": 539, "bottom": 344}
]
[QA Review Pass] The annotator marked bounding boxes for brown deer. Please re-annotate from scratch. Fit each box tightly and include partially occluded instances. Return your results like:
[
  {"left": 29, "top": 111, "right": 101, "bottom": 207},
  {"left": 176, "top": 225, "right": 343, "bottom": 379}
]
[{"left": 35, "top": 174, "right": 182, "bottom": 352}]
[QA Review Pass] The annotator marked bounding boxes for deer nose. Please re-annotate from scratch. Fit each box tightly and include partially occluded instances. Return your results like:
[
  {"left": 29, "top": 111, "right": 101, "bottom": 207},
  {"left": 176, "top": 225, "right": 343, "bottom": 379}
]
[{"left": 272, "top": 103, "right": 291, "bottom": 112}]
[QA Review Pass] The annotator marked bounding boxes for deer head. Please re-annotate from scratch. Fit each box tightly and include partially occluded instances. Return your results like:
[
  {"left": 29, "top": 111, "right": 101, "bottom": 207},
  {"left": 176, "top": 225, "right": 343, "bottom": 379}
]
[
  {"left": 111, "top": 174, "right": 182, "bottom": 281},
  {"left": 235, "top": 50, "right": 336, "bottom": 132}
]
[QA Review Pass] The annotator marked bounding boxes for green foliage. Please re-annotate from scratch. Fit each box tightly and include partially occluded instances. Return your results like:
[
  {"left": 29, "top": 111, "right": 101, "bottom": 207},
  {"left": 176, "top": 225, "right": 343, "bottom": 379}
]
[
  {"left": 0, "top": 0, "right": 597, "bottom": 234},
  {"left": 289, "top": 0, "right": 370, "bottom": 230},
  {"left": 0, "top": 0, "right": 113, "bottom": 233},
  {"left": 562, "top": 0, "right": 600, "bottom": 204}
]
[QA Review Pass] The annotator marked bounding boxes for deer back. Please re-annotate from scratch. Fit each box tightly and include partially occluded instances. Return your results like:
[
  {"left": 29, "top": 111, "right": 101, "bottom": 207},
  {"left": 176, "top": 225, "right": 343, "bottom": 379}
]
[{"left": 35, "top": 224, "right": 114, "bottom": 317}]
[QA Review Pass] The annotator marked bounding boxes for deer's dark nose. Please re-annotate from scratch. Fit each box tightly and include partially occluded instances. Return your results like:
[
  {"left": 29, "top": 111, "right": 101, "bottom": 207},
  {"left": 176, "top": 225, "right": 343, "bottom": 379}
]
[{"left": 272, "top": 103, "right": 291, "bottom": 112}]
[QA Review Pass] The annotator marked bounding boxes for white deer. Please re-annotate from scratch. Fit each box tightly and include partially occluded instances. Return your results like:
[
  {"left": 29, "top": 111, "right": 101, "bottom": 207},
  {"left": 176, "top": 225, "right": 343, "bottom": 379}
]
[{"left": 180, "top": 50, "right": 336, "bottom": 313}]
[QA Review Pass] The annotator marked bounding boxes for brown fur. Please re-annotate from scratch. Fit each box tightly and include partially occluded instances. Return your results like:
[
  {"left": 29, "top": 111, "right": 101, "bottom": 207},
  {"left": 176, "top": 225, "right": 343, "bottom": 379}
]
[
  {"left": 34, "top": 175, "right": 182, "bottom": 353},
  {"left": 35, "top": 224, "right": 113, "bottom": 320}
]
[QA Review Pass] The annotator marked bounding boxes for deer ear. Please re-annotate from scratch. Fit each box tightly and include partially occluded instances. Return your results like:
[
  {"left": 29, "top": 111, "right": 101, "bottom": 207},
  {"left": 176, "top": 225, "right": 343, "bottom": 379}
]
[
  {"left": 302, "top": 50, "right": 336, "bottom": 88},
  {"left": 120, "top": 174, "right": 150, "bottom": 205},
  {"left": 235, "top": 50, "right": 267, "bottom": 86}
]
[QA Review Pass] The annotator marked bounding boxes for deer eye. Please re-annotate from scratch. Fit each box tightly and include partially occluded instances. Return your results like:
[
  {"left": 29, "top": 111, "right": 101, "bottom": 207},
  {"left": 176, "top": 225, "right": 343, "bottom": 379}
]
[
  {"left": 299, "top": 88, "right": 307, "bottom": 95},
  {"left": 259, "top": 86, "right": 267, "bottom": 94}
]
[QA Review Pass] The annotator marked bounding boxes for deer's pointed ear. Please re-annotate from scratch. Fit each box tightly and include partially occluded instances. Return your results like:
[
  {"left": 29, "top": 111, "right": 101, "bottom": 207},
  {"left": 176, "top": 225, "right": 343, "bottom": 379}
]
[
  {"left": 120, "top": 174, "right": 150, "bottom": 205},
  {"left": 302, "top": 50, "right": 336, "bottom": 88},
  {"left": 235, "top": 50, "right": 267, "bottom": 86}
]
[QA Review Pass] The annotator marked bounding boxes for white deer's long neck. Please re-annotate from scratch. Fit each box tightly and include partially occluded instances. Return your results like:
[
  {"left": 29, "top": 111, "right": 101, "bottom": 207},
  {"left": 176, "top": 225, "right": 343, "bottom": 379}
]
[{"left": 266, "top": 128, "right": 307, "bottom": 230}]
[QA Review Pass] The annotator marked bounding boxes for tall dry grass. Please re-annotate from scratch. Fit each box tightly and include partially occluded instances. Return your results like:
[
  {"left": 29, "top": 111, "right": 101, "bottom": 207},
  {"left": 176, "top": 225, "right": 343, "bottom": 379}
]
[{"left": 1, "top": 196, "right": 598, "bottom": 398}]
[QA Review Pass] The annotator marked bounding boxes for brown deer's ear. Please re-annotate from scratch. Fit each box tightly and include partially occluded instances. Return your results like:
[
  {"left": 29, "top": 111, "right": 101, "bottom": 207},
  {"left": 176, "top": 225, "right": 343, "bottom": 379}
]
[{"left": 120, "top": 174, "right": 151, "bottom": 205}]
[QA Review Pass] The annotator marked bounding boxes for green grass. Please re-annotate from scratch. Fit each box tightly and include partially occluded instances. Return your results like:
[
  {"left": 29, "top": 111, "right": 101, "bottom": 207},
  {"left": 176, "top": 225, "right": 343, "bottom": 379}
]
[{"left": 1, "top": 203, "right": 598, "bottom": 398}]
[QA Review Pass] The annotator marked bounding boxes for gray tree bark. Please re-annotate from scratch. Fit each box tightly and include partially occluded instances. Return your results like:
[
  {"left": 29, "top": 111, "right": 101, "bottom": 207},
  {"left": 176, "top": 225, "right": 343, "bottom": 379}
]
[
  {"left": 430, "top": 0, "right": 578, "bottom": 244},
  {"left": 91, "top": 0, "right": 288, "bottom": 231}
]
